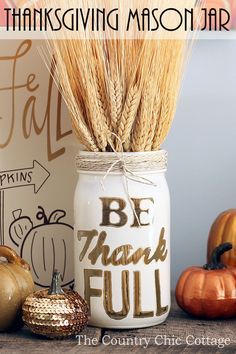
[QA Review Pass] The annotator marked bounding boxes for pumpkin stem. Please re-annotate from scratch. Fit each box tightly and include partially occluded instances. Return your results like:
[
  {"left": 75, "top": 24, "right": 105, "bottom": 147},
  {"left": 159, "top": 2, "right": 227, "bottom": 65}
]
[
  {"left": 0, "top": 245, "right": 30, "bottom": 270},
  {"left": 203, "top": 243, "right": 233, "bottom": 270},
  {"left": 48, "top": 270, "right": 64, "bottom": 295},
  {"left": 12, "top": 209, "right": 22, "bottom": 220},
  {"left": 36, "top": 206, "right": 48, "bottom": 224}
]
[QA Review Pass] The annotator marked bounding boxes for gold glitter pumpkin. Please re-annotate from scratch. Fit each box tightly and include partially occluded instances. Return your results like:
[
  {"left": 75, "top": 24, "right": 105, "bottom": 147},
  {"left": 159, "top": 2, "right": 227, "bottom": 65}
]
[{"left": 22, "top": 270, "right": 88, "bottom": 338}]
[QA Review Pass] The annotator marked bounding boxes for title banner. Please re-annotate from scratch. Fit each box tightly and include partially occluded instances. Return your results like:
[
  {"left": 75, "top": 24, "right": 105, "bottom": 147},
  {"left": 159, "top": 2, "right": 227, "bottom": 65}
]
[{"left": 0, "top": 0, "right": 235, "bottom": 40}]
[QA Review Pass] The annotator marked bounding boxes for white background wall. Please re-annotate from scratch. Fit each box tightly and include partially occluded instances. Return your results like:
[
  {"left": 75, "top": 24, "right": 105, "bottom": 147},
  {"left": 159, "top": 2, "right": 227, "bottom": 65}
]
[{"left": 164, "top": 40, "right": 236, "bottom": 288}]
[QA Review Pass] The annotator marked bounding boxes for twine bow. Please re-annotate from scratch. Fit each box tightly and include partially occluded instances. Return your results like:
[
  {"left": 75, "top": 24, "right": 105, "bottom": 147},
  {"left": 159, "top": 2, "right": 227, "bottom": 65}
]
[
  {"left": 100, "top": 134, "right": 157, "bottom": 227},
  {"left": 101, "top": 135, "right": 157, "bottom": 187}
]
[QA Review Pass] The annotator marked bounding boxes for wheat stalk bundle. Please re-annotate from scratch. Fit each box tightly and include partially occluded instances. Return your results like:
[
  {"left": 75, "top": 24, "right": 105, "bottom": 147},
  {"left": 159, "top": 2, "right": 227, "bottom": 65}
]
[{"left": 42, "top": 0, "right": 203, "bottom": 152}]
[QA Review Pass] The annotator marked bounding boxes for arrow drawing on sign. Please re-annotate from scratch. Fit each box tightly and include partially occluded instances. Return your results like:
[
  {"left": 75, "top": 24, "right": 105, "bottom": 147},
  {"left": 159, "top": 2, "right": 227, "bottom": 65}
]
[{"left": 0, "top": 160, "right": 50, "bottom": 194}]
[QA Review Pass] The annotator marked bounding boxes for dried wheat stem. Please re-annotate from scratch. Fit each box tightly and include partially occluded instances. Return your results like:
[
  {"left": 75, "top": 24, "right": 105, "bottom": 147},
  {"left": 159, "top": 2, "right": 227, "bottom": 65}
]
[
  {"left": 53, "top": 64, "right": 99, "bottom": 151},
  {"left": 152, "top": 93, "right": 170, "bottom": 150},
  {"left": 95, "top": 69, "right": 109, "bottom": 128},
  {"left": 131, "top": 81, "right": 154, "bottom": 152},
  {"left": 87, "top": 94, "right": 109, "bottom": 152},
  {"left": 71, "top": 117, "right": 99, "bottom": 152},
  {"left": 116, "top": 85, "right": 140, "bottom": 151},
  {"left": 159, "top": 92, "right": 178, "bottom": 145},
  {"left": 145, "top": 91, "right": 161, "bottom": 151},
  {"left": 109, "top": 77, "right": 123, "bottom": 136}
]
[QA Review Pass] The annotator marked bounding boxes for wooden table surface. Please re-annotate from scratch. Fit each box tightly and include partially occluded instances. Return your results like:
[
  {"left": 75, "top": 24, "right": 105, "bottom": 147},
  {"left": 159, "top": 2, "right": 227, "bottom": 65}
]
[{"left": 0, "top": 295, "right": 235, "bottom": 354}]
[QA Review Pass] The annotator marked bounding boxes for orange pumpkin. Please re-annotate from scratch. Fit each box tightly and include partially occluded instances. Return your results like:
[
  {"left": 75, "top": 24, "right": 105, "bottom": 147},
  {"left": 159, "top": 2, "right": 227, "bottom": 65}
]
[
  {"left": 207, "top": 209, "right": 236, "bottom": 267},
  {"left": 176, "top": 243, "right": 236, "bottom": 319}
]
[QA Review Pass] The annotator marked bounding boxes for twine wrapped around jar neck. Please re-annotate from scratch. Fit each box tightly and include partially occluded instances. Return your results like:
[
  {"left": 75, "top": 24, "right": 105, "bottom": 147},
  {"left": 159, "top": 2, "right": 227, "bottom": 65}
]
[{"left": 76, "top": 150, "right": 168, "bottom": 174}]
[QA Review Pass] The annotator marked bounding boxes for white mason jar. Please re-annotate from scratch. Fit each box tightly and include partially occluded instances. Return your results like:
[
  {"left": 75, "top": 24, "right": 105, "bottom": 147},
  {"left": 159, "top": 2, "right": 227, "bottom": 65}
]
[{"left": 74, "top": 151, "right": 170, "bottom": 329}]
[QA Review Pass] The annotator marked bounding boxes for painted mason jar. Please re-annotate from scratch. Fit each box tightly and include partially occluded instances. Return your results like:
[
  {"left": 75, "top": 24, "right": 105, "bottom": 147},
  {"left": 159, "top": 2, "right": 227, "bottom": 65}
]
[{"left": 74, "top": 150, "right": 170, "bottom": 328}]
